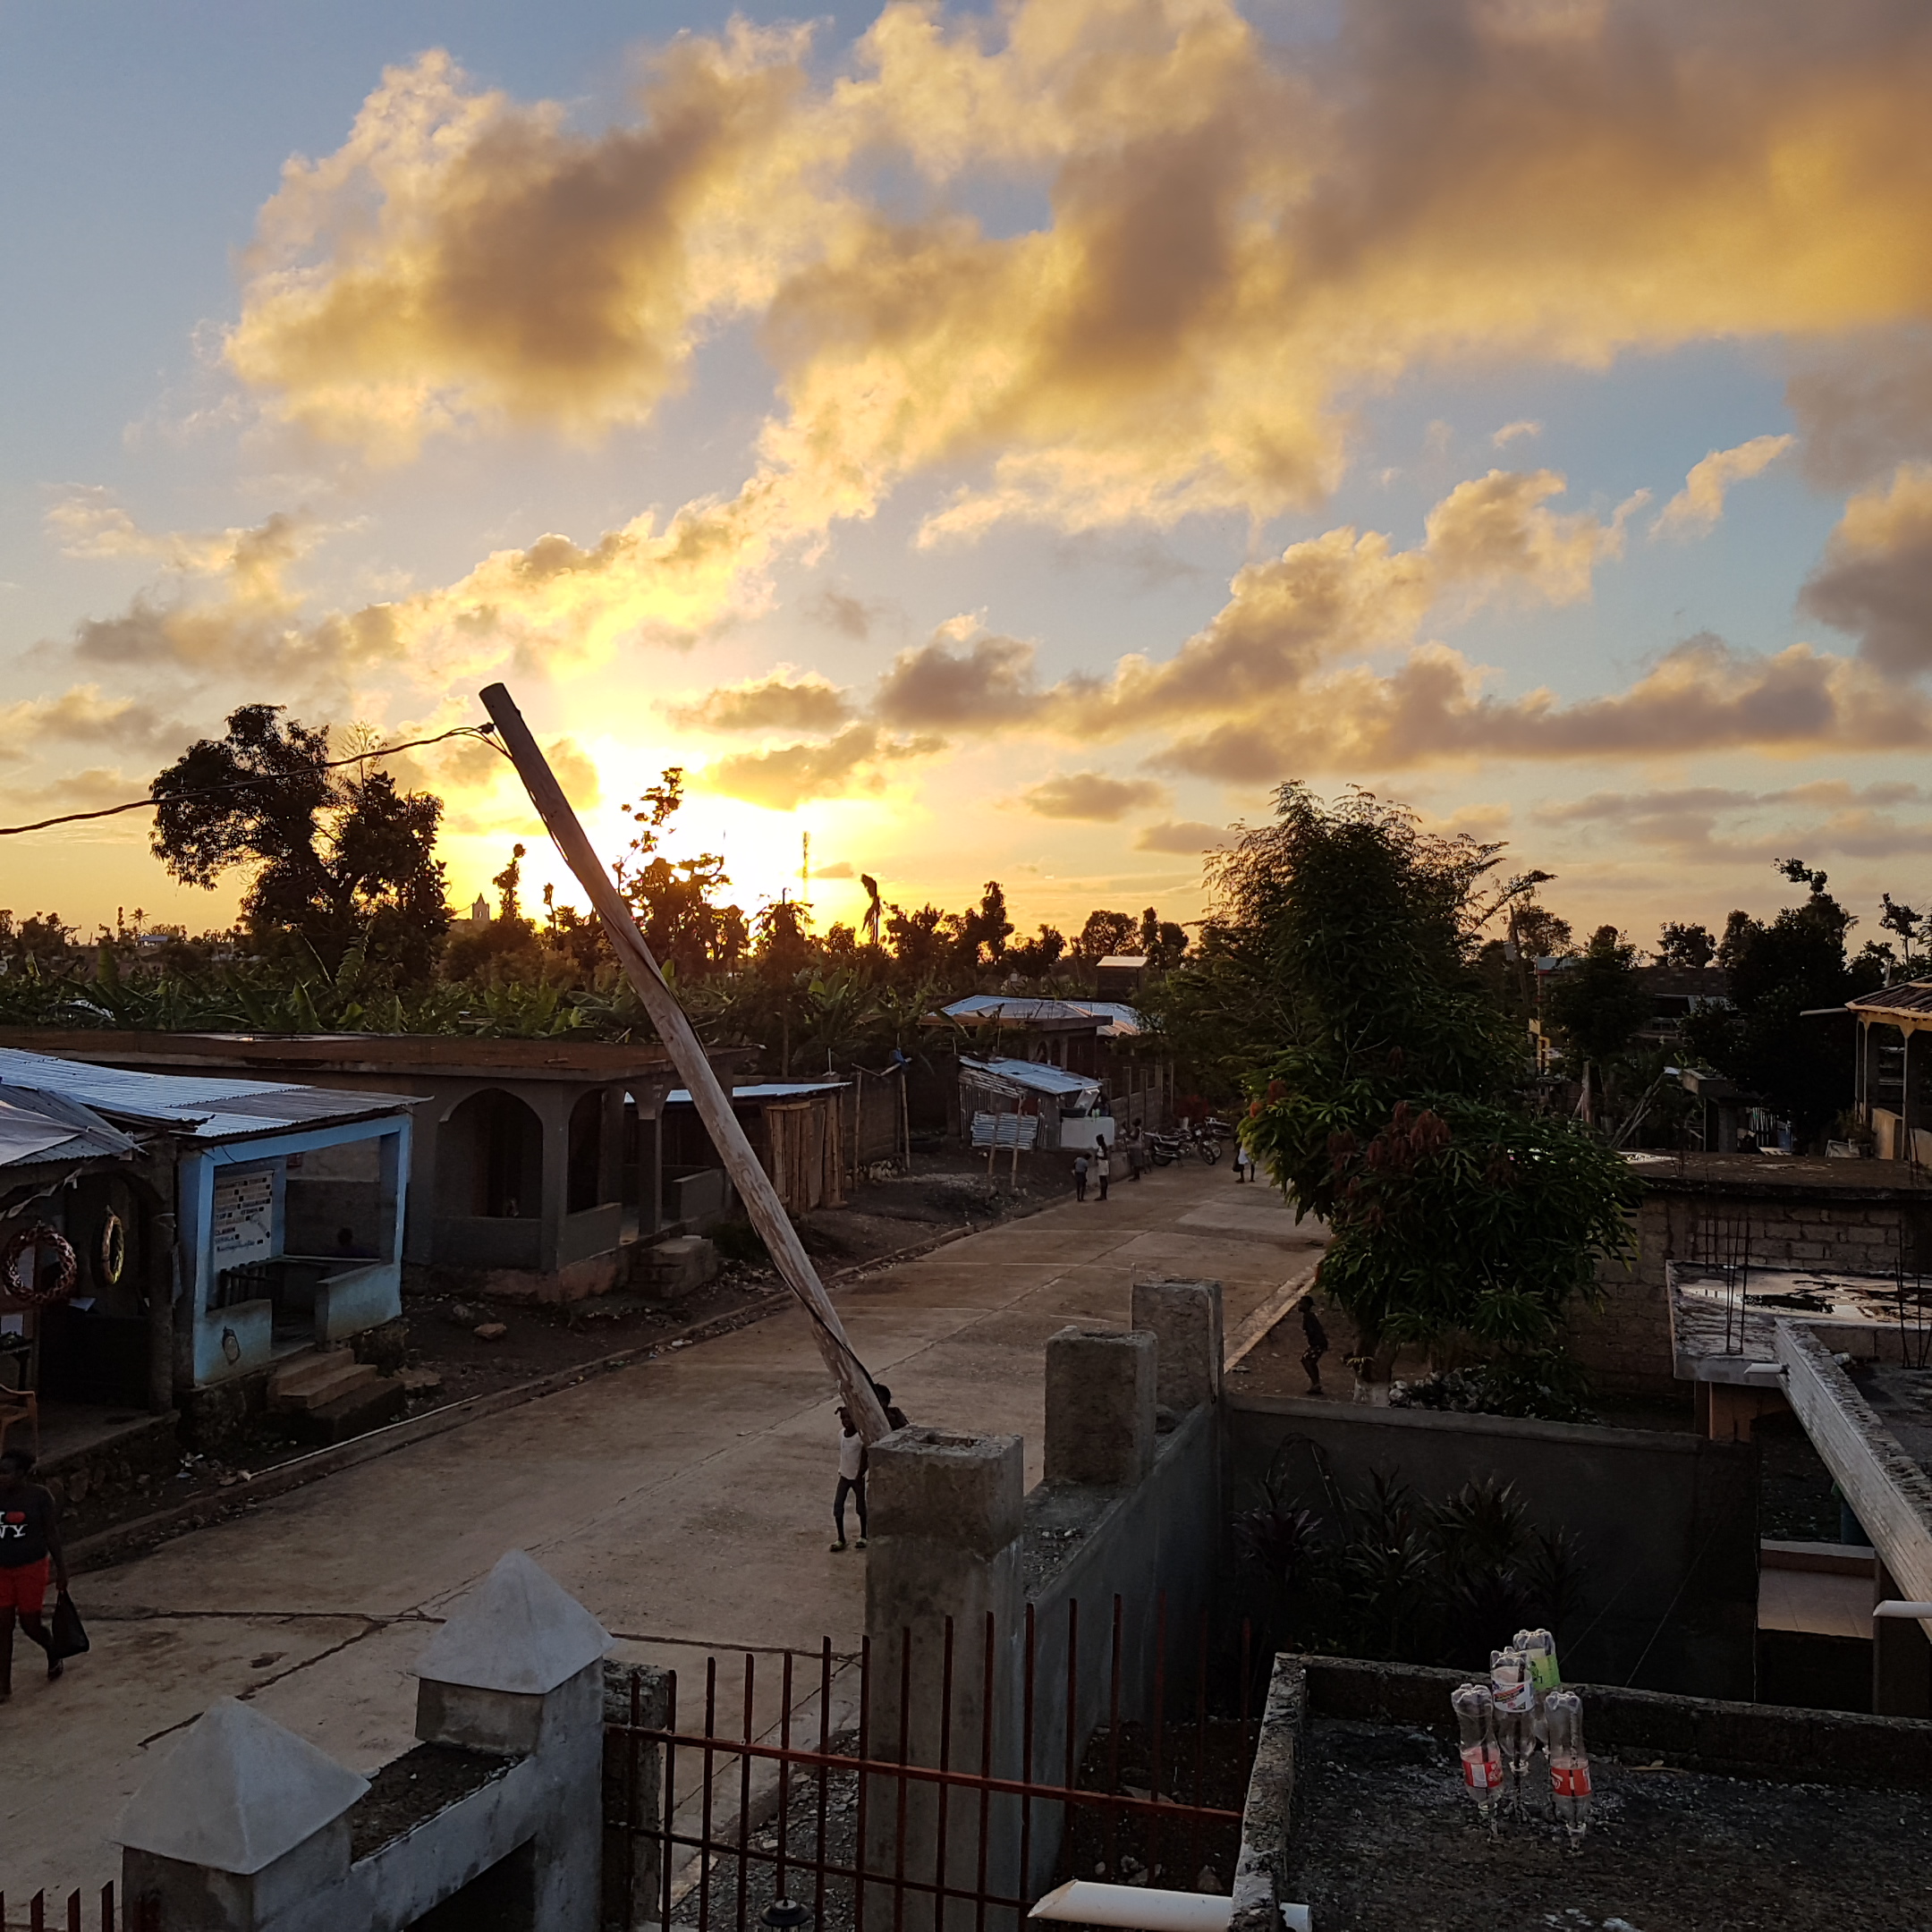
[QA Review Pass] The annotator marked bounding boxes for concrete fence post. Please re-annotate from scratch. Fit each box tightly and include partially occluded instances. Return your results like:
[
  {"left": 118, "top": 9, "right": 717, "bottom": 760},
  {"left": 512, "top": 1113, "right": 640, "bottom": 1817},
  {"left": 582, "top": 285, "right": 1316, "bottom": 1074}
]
[
  {"left": 865, "top": 1428, "right": 1026, "bottom": 1932},
  {"left": 602, "top": 1661, "right": 674, "bottom": 1932},
  {"left": 410, "top": 1549, "right": 614, "bottom": 1932},
  {"left": 1130, "top": 1278, "right": 1224, "bottom": 1414},
  {"left": 117, "top": 1699, "right": 370, "bottom": 1932},
  {"left": 1044, "top": 1326, "right": 1156, "bottom": 1487}
]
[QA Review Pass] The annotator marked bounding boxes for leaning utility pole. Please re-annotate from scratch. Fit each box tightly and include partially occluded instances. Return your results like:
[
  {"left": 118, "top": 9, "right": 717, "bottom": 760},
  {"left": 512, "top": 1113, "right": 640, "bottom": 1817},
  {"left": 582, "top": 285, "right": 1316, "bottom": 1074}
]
[{"left": 478, "top": 684, "right": 892, "bottom": 1443}]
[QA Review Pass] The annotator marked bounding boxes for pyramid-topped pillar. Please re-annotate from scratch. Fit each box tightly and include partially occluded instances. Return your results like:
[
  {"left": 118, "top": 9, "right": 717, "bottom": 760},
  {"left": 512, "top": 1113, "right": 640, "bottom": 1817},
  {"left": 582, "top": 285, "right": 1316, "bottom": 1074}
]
[
  {"left": 117, "top": 1699, "right": 369, "bottom": 1931},
  {"left": 413, "top": 1546, "right": 614, "bottom": 1756}
]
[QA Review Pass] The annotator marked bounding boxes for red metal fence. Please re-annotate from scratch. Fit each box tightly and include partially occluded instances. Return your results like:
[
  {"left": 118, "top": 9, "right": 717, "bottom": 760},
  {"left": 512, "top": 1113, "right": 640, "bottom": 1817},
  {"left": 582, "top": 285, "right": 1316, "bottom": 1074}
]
[
  {"left": 607, "top": 1593, "right": 1255, "bottom": 1932},
  {"left": 0, "top": 1887, "right": 155, "bottom": 1931}
]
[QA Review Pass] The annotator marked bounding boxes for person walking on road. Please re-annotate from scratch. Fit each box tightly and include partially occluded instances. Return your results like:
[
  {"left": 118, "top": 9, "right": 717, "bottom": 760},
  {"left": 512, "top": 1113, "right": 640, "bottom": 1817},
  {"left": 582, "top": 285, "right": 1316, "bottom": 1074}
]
[
  {"left": 1125, "top": 1121, "right": 1145, "bottom": 1182},
  {"left": 1072, "top": 1153, "right": 1089, "bottom": 1202},
  {"left": 0, "top": 1447, "right": 66, "bottom": 1701},
  {"left": 1095, "top": 1139, "right": 1111, "bottom": 1201}
]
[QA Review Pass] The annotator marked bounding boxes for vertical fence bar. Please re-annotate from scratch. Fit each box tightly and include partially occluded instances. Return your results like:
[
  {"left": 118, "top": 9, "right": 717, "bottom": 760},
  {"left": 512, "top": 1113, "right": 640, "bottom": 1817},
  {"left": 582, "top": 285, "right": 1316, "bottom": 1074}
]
[
  {"left": 814, "top": 1637, "right": 833, "bottom": 1932},
  {"left": 1063, "top": 1598, "right": 1079, "bottom": 1791},
  {"left": 1019, "top": 1603, "right": 1036, "bottom": 1910},
  {"left": 1189, "top": 1610, "right": 1208, "bottom": 1884},
  {"left": 736, "top": 1653, "right": 757, "bottom": 1932},
  {"left": 776, "top": 1648, "right": 795, "bottom": 1909},
  {"left": 1150, "top": 1592, "right": 1168, "bottom": 1882},
  {"left": 629, "top": 1669, "right": 644, "bottom": 1915},
  {"left": 974, "top": 1611, "right": 995, "bottom": 1932},
  {"left": 933, "top": 1618, "right": 955, "bottom": 1932},
  {"left": 699, "top": 1656, "right": 719, "bottom": 1932},
  {"left": 662, "top": 1672, "right": 681, "bottom": 1932},
  {"left": 855, "top": 1633, "right": 873, "bottom": 1932},
  {"left": 892, "top": 1629, "right": 912, "bottom": 1932},
  {"left": 1240, "top": 1618, "right": 1253, "bottom": 1760},
  {"left": 1104, "top": 1595, "right": 1124, "bottom": 1877}
]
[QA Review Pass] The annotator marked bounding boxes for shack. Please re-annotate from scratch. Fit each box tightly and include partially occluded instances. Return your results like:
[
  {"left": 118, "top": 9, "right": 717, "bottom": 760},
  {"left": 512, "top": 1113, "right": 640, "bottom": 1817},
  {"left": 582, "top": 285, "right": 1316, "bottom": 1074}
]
[
  {"left": 958, "top": 1055, "right": 1114, "bottom": 1153},
  {"left": 658, "top": 1080, "right": 850, "bottom": 1216},
  {"left": 0, "top": 1047, "right": 412, "bottom": 1429},
  {"left": 0, "top": 1029, "right": 746, "bottom": 1300},
  {"left": 936, "top": 996, "right": 1172, "bottom": 1130}
]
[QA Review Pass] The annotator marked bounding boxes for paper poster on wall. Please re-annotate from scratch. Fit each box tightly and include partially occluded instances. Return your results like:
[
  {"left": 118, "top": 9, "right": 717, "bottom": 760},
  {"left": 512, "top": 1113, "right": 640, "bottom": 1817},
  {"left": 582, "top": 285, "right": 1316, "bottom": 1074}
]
[{"left": 212, "top": 1167, "right": 276, "bottom": 1270}]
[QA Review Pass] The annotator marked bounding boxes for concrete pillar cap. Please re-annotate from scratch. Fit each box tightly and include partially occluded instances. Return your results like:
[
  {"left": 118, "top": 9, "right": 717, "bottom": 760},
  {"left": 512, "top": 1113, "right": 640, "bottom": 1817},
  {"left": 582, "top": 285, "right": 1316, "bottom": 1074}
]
[
  {"left": 412, "top": 1547, "right": 613, "bottom": 1695},
  {"left": 116, "top": 1698, "right": 369, "bottom": 1876}
]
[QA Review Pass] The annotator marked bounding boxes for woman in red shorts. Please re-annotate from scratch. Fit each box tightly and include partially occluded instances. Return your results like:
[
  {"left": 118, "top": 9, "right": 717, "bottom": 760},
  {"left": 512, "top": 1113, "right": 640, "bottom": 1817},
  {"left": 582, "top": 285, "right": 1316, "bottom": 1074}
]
[{"left": 0, "top": 1445, "right": 67, "bottom": 1700}]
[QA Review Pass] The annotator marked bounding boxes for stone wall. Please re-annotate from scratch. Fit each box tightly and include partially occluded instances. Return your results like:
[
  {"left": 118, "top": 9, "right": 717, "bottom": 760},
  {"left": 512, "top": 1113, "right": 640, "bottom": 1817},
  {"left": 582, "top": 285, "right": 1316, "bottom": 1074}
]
[{"left": 1566, "top": 1156, "right": 1932, "bottom": 1398}]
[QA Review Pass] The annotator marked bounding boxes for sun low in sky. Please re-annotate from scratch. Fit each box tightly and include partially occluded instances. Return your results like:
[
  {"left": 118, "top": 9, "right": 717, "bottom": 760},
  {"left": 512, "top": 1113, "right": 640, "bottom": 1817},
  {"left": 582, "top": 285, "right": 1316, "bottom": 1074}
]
[{"left": 6, "top": 0, "right": 1932, "bottom": 943}]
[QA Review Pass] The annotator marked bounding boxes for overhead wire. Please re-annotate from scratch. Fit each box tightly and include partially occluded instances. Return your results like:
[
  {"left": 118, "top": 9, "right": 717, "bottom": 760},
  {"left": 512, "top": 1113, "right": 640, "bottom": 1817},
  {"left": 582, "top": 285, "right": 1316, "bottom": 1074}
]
[{"left": 0, "top": 722, "right": 502, "bottom": 839}]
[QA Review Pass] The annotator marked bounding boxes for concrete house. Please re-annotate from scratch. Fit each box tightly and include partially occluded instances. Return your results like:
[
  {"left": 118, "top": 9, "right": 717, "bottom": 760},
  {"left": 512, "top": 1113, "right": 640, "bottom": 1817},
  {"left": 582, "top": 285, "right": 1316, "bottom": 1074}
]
[
  {"left": 0, "top": 1029, "right": 746, "bottom": 1301},
  {"left": 0, "top": 1047, "right": 413, "bottom": 1428}
]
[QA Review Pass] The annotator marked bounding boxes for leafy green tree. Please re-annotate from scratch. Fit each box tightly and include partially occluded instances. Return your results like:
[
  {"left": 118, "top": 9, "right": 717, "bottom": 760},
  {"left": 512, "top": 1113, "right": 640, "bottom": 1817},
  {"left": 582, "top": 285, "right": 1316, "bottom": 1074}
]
[
  {"left": 1683, "top": 859, "right": 1884, "bottom": 1144},
  {"left": 1072, "top": 909, "right": 1139, "bottom": 962},
  {"left": 886, "top": 902, "right": 952, "bottom": 977},
  {"left": 150, "top": 705, "right": 448, "bottom": 979},
  {"left": 1160, "top": 784, "right": 1632, "bottom": 1361},
  {"left": 1657, "top": 920, "right": 1716, "bottom": 969},
  {"left": 1542, "top": 926, "right": 1654, "bottom": 1070},
  {"left": 611, "top": 768, "right": 747, "bottom": 975},
  {"left": 1005, "top": 924, "right": 1067, "bottom": 977}
]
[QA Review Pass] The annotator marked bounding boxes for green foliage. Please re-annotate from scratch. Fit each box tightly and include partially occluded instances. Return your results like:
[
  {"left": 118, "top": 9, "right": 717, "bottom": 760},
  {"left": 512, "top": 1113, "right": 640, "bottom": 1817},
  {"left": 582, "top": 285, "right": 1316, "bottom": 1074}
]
[
  {"left": 150, "top": 705, "right": 449, "bottom": 980},
  {"left": 1233, "top": 1459, "right": 1581, "bottom": 1670},
  {"left": 1683, "top": 858, "right": 1885, "bottom": 1144},
  {"left": 1387, "top": 1350, "right": 1597, "bottom": 1424},
  {"left": 1657, "top": 920, "right": 1716, "bottom": 969},
  {"left": 1541, "top": 925, "right": 1654, "bottom": 1067},
  {"left": 1156, "top": 784, "right": 1631, "bottom": 1357}
]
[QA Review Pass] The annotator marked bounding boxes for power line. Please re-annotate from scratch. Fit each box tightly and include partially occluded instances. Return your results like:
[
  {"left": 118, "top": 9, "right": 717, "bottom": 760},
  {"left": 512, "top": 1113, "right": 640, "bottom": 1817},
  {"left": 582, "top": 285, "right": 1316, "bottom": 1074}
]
[{"left": 0, "top": 723, "right": 502, "bottom": 839}]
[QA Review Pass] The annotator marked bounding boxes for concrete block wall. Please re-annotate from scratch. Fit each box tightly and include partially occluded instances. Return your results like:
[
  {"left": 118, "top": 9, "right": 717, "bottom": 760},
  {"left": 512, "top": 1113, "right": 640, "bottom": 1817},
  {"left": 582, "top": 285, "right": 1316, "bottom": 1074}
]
[
  {"left": 116, "top": 1551, "right": 611, "bottom": 1932},
  {"left": 1571, "top": 1184, "right": 1926, "bottom": 1399},
  {"left": 862, "top": 1279, "right": 1227, "bottom": 1921}
]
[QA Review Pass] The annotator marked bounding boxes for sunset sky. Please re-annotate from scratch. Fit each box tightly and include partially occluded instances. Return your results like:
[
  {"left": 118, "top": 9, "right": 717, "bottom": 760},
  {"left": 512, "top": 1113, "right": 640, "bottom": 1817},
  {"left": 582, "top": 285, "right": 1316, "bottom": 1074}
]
[{"left": 7, "top": 0, "right": 1932, "bottom": 951}]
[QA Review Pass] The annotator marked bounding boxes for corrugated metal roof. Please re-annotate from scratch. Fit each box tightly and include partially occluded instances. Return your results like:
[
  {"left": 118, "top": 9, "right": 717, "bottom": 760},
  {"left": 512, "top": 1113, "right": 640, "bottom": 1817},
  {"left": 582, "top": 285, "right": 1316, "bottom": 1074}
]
[
  {"left": 0, "top": 1047, "right": 411, "bottom": 1141},
  {"left": 665, "top": 1080, "right": 849, "bottom": 1106},
  {"left": 960, "top": 1055, "right": 1103, "bottom": 1100},
  {"left": 0, "top": 1089, "right": 139, "bottom": 1166},
  {"left": 941, "top": 996, "right": 1143, "bottom": 1036},
  {"left": 1849, "top": 981, "right": 1932, "bottom": 1016}
]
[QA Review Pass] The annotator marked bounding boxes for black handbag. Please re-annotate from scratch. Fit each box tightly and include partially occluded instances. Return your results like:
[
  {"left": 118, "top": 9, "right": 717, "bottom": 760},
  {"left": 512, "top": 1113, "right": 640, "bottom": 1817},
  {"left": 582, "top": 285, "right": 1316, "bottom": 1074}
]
[{"left": 47, "top": 1589, "right": 89, "bottom": 1661}]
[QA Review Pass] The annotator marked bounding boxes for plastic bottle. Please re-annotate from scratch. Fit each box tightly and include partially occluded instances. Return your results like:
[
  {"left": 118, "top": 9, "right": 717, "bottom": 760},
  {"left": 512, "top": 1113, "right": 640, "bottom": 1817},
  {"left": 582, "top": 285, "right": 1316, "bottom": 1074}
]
[
  {"left": 1513, "top": 1627, "right": 1562, "bottom": 1695},
  {"left": 1513, "top": 1626, "right": 1561, "bottom": 1749},
  {"left": 1545, "top": 1689, "right": 1592, "bottom": 1844},
  {"left": 1451, "top": 1682, "right": 1503, "bottom": 1826},
  {"left": 1489, "top": 1648, "right": 1538, "bottom": 1808}
]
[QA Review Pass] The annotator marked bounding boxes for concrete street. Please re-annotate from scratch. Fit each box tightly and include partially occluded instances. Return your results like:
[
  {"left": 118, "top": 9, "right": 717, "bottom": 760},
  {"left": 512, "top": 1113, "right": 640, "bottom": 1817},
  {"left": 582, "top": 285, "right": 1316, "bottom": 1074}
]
[{"left": 0, "top": 1161, "right": 1319, "bottom": 1905}]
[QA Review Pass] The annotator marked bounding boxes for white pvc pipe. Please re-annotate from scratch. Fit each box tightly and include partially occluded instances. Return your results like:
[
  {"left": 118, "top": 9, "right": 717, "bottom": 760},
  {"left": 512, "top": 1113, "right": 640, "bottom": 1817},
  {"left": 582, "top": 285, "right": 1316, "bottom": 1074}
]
[
  {"left": 1030, "top": 1880, "right": 1311, "bottom": 1932},
  {"left": 1873, "top": 1600, "right": 1932, "bottom": 1618}
]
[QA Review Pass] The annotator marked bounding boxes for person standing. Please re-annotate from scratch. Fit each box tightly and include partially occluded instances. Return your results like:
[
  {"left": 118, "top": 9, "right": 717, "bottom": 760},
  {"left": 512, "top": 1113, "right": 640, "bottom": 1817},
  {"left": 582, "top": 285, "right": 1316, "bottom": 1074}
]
[
  {"left": 1300, "top": 1303, "right": 1330, "bottom": 1395},
  {"left": 1126, "top": 1121, "right": 1145, "bottom": 1182},
  {"left": 830, "top": 1405, "right": 869, "bottom": 1552},
  {"left": 0, "top": 1447, "right": 66, "bottom": 1701},
  {"left": 1094, "top": 1139, "right": 1111, "bottom": 1201},
  {"left": 1072, "top": 1153, "right": 1089, "bottom": 1202}
]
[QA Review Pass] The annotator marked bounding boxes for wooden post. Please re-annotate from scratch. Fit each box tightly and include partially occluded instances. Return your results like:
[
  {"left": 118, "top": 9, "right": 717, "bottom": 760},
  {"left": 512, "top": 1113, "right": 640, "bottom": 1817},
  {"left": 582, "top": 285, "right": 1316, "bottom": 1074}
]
[{"left": 478, "top": 684, "right": 891, "bottom": 1442}]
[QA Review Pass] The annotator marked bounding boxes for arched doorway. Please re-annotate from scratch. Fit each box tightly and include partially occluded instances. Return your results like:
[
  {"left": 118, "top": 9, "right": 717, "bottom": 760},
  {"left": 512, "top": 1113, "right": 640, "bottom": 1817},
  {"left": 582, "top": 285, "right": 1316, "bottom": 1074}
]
[
  {"left": 567, "top": 1090, "right": 606, "bottom": 1214},
  {"left": 441, "top": 1089, "right": 543, "bottom": 1219}
]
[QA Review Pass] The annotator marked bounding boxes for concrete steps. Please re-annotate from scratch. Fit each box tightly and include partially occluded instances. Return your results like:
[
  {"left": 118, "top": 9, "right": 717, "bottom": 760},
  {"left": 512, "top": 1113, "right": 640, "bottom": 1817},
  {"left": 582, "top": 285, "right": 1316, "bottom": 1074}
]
[
  {"left": 270, "top": 1350, "right": 380, "bottom": 1413},
  {"left": 269, "top": 1349, "right": 408, "bottom": 1444}
]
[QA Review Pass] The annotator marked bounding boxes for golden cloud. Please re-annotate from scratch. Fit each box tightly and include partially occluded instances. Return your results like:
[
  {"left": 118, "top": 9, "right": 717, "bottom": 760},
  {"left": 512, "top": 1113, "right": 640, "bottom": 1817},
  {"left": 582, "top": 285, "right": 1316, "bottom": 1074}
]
[
  {"left": 220, "top": 0, "right": 1932, "bottom": 623},
  {"left": 1019, "top": 771, "right": 1168, "bottom": 820},
  {"left": 699, "top": 724, "right": 941, "bottom": 809},
  {"left": 1800, "top": 462, "right": 1932, "bottom": 675},
  {"left": 665, "top": 671, "right": 856, "bottom": 734},
  {"left": 1650, "top": 434, "right": 1792, "bottom": 539}
]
